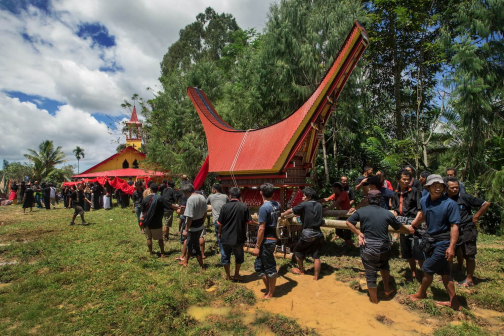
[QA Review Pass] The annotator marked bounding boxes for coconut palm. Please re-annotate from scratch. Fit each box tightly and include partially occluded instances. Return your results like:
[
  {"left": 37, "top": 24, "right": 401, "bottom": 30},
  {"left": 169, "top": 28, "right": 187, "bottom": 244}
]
[
  {"left": 73, "top": 146, "right": 85, "bottom": 174},
  {"left": 24, "top": 140, "right": 66, "bottom": 181}
]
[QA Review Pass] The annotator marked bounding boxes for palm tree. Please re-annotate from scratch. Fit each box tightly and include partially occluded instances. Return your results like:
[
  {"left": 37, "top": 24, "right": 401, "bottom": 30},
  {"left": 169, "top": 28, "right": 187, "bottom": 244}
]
[
  {"left": 73, "top": 146, "right": 85, "bottom": 174},
  {"left": 24, "top": 140, "right": 66, "bottom": 181}
]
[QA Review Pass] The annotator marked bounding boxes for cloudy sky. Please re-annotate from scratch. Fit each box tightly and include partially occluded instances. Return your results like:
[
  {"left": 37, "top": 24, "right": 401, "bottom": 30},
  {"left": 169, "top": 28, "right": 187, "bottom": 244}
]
[{"left": 0, "top": 0, "right": 273, "bottom": 172}]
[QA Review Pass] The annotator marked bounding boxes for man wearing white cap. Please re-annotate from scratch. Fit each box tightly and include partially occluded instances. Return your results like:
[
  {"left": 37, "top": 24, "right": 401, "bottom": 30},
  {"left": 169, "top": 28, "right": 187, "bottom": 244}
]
[{"left": 409, "top": 174, "right": 461, "bottom": 310}]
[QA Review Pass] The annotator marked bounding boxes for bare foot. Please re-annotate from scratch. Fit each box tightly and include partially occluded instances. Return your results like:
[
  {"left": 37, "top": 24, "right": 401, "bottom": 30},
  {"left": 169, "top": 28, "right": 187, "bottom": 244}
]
[
  {"left": 263, "top": 294, "right": 273, "bottom": 299},
  {"left": 201, "top": 267, "right": 206, "bottom": 272},
  {"left": 313, "top": 276, "right": 319, "bottom": 281},
  {"left": 291, "top": 268, "right": 305, "bottom": 275},
  {"left": 201, "top": 255, "right": 206, "bottom": 259},
  {"left": 331, "top": 235, "right": 340, "bottom": 242},
  {"left": 384, "top": 290, "right": 396, "bottom": 297},
  {"left": 160, "top": 254, "right": 165, "bottom": 258},
  {"left": 409, "top": 293, "right": 426, "bottom": 302},
  {"left": 436, "top": 301, "right": 461, "bottom": 311},
  {"left": 179, "top": 262, "right": 187, "bottom": 267}
]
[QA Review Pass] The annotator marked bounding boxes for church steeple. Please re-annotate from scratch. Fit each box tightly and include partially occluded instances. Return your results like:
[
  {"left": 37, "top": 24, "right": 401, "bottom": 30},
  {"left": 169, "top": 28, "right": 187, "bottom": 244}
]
[{"left": 125, "top": 106, "right": 142, "bottom": 150}]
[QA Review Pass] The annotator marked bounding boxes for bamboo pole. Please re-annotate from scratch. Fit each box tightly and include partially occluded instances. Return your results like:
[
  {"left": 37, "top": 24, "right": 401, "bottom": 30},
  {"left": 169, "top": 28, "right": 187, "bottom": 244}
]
[{"left": 322, "top": 219, "right": 411, "bottom": 234}]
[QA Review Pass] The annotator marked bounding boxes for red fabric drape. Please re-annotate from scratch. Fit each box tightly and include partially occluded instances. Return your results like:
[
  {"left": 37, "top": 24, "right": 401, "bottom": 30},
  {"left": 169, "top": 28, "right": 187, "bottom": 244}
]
[
  {"left": 193, "top": 156, "right": 209, "bottom": 191},
  {"left": 62, "top": 176, "right": 148, "bottom": 195}
]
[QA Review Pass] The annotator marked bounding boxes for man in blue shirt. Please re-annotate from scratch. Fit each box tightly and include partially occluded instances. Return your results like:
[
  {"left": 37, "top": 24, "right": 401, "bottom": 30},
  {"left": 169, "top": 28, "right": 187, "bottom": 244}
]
[
  {"left": 410, "top": 175, "right": 461, "bottom": 310},
  {"left": 252, "top": 183, "right": 280, "bottom": 299}
]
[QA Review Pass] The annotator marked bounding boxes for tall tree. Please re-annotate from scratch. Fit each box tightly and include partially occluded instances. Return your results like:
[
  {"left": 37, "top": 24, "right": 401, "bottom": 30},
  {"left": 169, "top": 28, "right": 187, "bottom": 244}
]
[
  {"left": 73, "top": 146, "right": 85, "bottom": 174},
  {"left": 24, "top": 140, "right": 66, "bottom": 181},
  {"left": 439, "top": 0, "right": 504, "bottom": 181}
]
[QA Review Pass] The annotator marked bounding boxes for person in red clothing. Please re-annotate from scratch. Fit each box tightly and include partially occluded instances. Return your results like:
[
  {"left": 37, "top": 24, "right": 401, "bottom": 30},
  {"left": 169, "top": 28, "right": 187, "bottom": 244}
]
[{"left": 318, "top": 182, "right": 354, "bottom": 248}]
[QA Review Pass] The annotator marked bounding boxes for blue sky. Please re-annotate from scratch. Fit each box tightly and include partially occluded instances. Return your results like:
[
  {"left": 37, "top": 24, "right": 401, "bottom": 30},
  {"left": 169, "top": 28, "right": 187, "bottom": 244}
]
[{"left": 0, "top": 0, "right": 272, "bottom": 172}]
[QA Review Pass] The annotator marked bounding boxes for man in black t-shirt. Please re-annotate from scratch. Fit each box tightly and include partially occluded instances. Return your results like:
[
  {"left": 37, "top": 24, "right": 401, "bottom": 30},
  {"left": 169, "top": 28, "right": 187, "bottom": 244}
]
[
  {"left": 340, "top": 176, "right": 355, "bottom": 206},
  {"left": 69, "top": 184, "right": 92, "bottom": 225},
  {"left": 282, "top": 187, "right": 324, "bottom": 281},
  {"left": 132, "top": 181, "right": 144, "bottom": 232},
  {"left": 217, "top": 187, "right": 252, "bottom": 281},
  {"left": 392, "top": 169, "right": 425, "bottom": 281},
  {"left": 446, "top": 177, "right": 489, "bottom": 287},
  {"left": 401, "top": 165, "right": 423, "bottom": 191},
  {"left": 140, "top": 183, "right": 179, "bottom": 258},
  {"left": 346, "top": 190, "right": 409, "bottom": 304},
  {"left": 162, "top": 180, "right": 178, "bottom": 240}
]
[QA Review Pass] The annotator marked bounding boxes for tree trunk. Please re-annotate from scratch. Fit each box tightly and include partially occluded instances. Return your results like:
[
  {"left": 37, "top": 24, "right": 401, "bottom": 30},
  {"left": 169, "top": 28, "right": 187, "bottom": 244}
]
[
  {"left": 391, "top": 17, "right": 402, "bottom": 139},
  {"left": 321, "top": 132, "right": 330, "bottom": 184},
  {"left": 421, "top": 131, "right": 429, "bottom": 168},
  {"left": 77, "top": 159, "right": 80, "bottom": 174}
]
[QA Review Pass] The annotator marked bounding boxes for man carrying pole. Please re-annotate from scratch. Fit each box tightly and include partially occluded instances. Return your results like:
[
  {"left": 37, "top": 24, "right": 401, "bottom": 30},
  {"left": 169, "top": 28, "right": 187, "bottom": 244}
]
[
  {"left": 409, "top": 174, "right": 461, "bottom": 310},
  {"left": 346, "top": 190, "right": 409, "bottom": 304}
]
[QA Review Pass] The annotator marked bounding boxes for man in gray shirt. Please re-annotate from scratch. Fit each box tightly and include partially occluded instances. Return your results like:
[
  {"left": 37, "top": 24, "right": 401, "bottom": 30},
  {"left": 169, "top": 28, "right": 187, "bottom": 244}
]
[
  {"left": 181, "top": 183, "right": 207, "bottom": 270},
  {"left": 207, "top": 184, "right": 229, "bottom": 257}
]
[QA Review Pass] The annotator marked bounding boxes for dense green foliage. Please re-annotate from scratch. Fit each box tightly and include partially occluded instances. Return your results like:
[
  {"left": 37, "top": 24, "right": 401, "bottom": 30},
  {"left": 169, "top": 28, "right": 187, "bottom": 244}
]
[
  {"left": 23, "top": 140, "right": 66, "bottom": 181},
  {"left": 139, "top": 1, "right": 503, "bottom": 229}
]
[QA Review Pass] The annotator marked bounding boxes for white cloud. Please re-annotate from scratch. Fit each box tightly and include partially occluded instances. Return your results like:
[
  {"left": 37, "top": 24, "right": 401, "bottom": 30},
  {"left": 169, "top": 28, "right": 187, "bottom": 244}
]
[
  {"left": 0, "top": 0, "right": 273, "bottom": 168},
  {"left": 0, "top": 92, "right": 121, "bottom": 171}
]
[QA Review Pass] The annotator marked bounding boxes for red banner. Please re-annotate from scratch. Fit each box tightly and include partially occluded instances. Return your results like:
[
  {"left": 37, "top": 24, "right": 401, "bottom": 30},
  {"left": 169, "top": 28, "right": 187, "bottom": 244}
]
[{"left": 62, "top": 176, "right": 148, "bottom": 195}]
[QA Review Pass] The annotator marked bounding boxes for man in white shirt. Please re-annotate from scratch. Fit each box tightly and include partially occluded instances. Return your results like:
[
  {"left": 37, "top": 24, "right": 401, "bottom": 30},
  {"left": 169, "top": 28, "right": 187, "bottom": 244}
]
[{"left": 181, "top": 183, "right": 207, "bottom": 271}]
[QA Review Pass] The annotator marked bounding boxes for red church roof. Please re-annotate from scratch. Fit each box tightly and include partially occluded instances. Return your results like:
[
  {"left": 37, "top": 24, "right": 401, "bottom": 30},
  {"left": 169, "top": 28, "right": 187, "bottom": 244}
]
[
  {"left": 127, "top": 106, "right": 141, "bottom": 124},
  {"left": 77, "top": 146, "right": 146, "bottom": 176},
  {"left": 73, "top": 168, "right": 164, "bottom": 178},
  {"left": 188, "top": 21, "right": 368, "bottom": 176}
]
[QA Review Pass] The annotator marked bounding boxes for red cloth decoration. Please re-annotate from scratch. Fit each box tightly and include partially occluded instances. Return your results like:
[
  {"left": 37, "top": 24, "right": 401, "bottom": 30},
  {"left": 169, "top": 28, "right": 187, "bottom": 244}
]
[
  {"left": 193, "top": 156, "right": 209, "bottom": 191},
  {"left": 62, "top": 176, "right": 151, "bottom": 195}
]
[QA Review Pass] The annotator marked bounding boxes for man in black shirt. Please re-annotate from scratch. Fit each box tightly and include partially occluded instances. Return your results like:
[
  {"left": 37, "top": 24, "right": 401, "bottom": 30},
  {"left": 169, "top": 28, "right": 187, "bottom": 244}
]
[
  {"left": 346, "top": 190, "right": 409, "bottom": 304},
  {"left": 132, "top": 181, "right": 144, "bottom": 233},
  {"left": 340, "top": 176, "right": 355, "bottom": 206},
  {"left": 42, "top": 182, "right": 51, "bottom": 210},
  {"left": 140, "top": 183, "right": 179, "bottom": 258},
  {"left": 69, "top": 183, "right": 92, "bottom": 225},
  {"left": 446, "top": 168, "right": 466, "bottom": 194},
  {"left": 217, "top": 187, "right": 252, "bottom": 281},
  {"left": 402, "top": 165, "right": 423, "bottom": 191},
  {"left": 162, "top": 180, "right": 178, "bottom": 241},
  {"left": 392, "top": 169, "right": 425, "bottom": 281},
  {"left": 282, "top": 187, "right": 324, "bottom": 280},
  {"left": 446, "top": 177, "right": 489, "bottom": 287}
]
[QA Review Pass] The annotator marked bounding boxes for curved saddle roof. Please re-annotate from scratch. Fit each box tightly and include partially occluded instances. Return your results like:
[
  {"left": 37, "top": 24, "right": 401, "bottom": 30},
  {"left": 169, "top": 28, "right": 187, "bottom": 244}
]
[{"left": 188, "top": 21, "right": 368, "bottom": 176}]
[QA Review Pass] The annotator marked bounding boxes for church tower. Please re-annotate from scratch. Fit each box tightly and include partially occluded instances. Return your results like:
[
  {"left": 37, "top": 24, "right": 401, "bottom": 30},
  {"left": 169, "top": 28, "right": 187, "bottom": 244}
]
[{"left": 125, "top": 106, "right": 142, "bottom": 150}]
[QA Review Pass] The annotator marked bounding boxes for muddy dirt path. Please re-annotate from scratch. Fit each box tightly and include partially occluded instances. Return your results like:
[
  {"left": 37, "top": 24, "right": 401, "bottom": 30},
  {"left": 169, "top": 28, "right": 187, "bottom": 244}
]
[{"left": 243, "top": 272, "right": 433, "bottom": 335}]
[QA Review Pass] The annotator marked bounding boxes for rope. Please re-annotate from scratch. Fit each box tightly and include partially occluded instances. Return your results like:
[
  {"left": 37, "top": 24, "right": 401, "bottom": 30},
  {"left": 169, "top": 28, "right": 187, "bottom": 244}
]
[{"left": 230, "top": 130, "right": 250, "bottom": 188}]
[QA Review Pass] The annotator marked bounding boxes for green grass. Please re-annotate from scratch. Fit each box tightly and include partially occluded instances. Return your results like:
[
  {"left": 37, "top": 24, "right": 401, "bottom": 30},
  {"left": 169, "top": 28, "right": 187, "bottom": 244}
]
[
  {"left": 433, "top": 322, "right": 492, "bottom": 336},
  {"left": 0, "top": 205, "right": 317, "bottom": 335}
]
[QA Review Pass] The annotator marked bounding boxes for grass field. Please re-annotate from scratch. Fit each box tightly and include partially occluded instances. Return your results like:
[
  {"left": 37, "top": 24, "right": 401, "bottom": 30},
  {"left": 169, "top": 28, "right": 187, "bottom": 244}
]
[{"left": 0, "top": 203, "right": 503, "bottom": 335}]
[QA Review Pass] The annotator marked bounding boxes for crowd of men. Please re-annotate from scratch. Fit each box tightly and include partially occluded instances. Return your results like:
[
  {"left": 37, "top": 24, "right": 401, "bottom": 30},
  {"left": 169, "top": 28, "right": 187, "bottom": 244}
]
[
  {"left": 127, "top": 166, "right": 489, "bottom": 309},
  {"left": 8, "top": 166, "right": 489, "bottom": 308}
]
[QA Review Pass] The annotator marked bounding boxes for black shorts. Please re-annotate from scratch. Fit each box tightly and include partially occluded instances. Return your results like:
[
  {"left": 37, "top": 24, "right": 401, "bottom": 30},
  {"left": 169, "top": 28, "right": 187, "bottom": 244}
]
[
  {"left": 73, "top": 205, "right": 84, "bottom": 216},
  {"left": 294, "top": 229, "right": 324, "bottom": 260},
  {"left": 458, "top": 225, "right": 478, "bottom": 260}
]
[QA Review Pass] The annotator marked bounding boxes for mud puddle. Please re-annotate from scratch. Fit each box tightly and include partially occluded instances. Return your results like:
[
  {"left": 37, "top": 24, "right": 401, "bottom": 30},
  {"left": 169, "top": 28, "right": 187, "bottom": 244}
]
[
  {"left": 187, "top": 305, "right": 274, "bottom": 335},
  {"left": 243, "top": 272, "right": 433, "bottom": 335}
]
